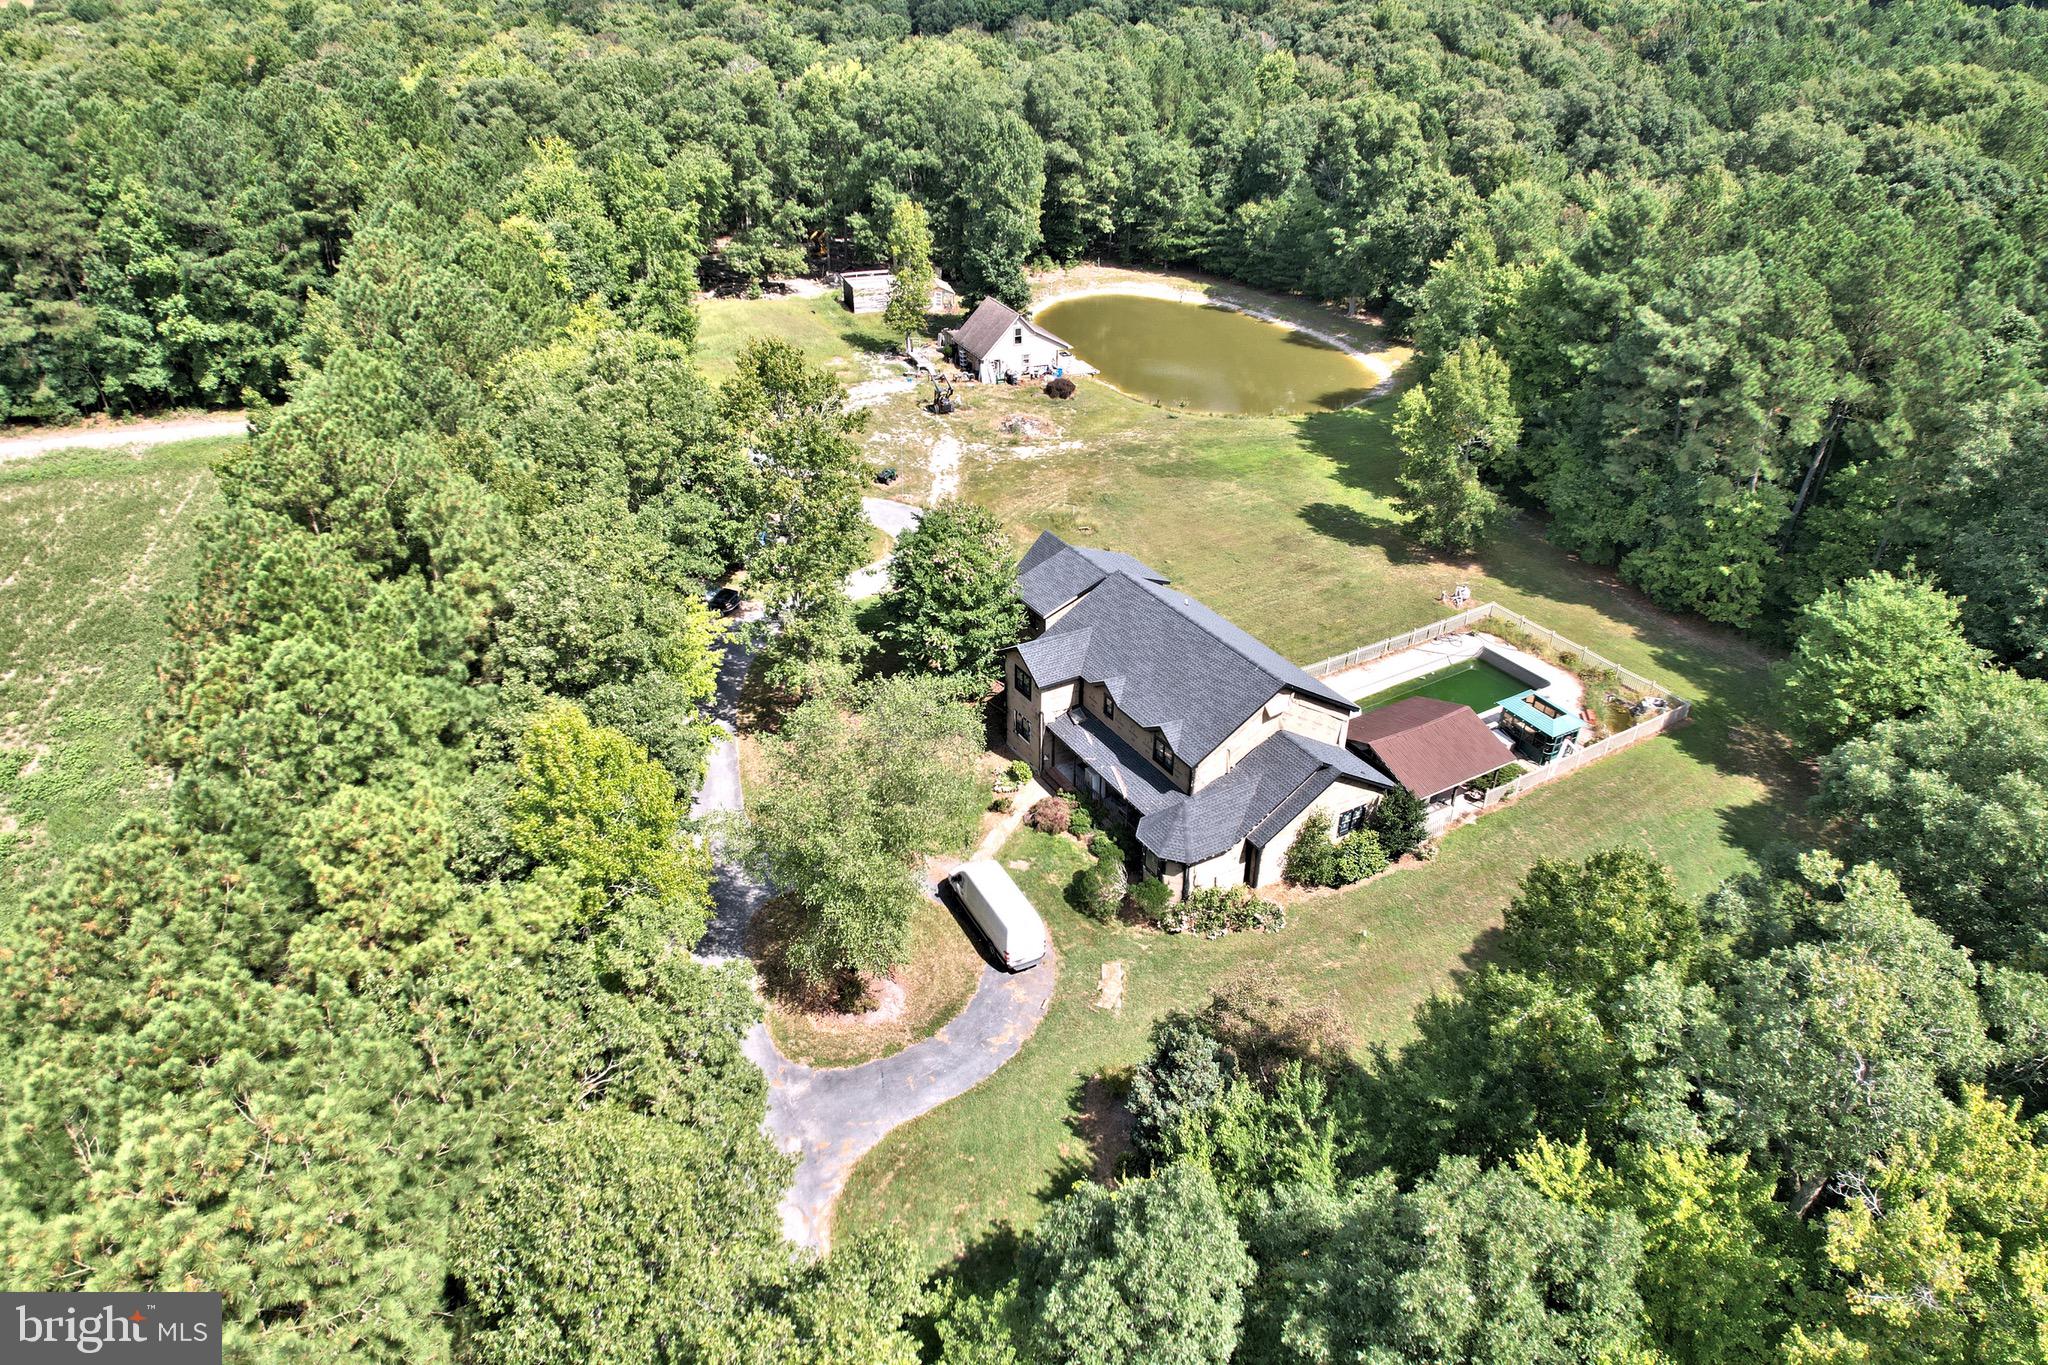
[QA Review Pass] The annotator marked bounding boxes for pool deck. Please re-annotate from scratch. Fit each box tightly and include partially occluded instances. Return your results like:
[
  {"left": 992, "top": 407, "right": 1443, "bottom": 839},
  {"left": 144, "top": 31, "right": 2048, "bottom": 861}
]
[{"left": 1321, "top": 632, "right": 1585, "bottom": 718}]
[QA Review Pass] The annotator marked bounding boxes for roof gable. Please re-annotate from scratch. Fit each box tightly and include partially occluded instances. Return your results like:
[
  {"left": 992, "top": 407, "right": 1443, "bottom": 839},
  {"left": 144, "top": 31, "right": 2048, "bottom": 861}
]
[
  {"left": 1015, "top": 554, "right": 1355, "bottom": 765},
  {"left": 1347, "top": 697, "right": 1516, "bottom": 797},
  {"left": 953, "top": 297, "right": 1069, "bottom": 361},
  {"left": 1016, "top": 531, "right": 1169, "bottom": 618}
]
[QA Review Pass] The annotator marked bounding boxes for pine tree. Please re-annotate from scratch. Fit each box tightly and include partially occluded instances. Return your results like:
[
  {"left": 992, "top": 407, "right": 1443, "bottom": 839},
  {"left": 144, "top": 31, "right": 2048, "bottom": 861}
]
[{"left": 1392, "top": 338, "right": 1518, "bottom": 552}]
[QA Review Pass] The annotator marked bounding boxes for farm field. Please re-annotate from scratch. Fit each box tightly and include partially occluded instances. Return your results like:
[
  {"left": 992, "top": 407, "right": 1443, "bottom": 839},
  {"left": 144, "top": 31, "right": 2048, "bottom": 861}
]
[
  {"left": 831, "top": 310, "right": 1807, "bottom": 1262},
  {"left": 0, "top": 438, "right": 230, "bottom": 889}
]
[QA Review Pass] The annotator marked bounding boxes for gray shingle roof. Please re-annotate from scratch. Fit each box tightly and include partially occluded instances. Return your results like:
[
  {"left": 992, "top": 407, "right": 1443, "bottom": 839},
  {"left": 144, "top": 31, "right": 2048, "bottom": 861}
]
[
  {"left": 1136, "top": 731, "right": 1384, "bottom": 865},
  {"left": 1014, "top": 551, "right": 1355, "bottom": 765},
  {"left": 1044, "top": 710, "right": 1181, "bottom": 816},
  {"left": 1016, "top": 531, "right": 1170, "bottom": 618},
  {"left": 951, "top": 298, "right": 1071, "bottom": 363}
]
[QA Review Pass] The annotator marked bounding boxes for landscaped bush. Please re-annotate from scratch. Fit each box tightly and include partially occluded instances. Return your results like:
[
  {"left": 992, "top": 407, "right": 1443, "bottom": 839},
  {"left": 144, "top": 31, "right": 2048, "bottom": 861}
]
[
  {"left": 1283, "top": 812, "right": 1341, "bottom": 888},
  {"left": 1027, "top": 795, "right": 1073, "bottom": 834},
  {"left": 1333, "top": 829, "right": 1388, "bottom": 883},
  {"left": 1073, "top": 850, "right": 1129, "bottom": 922},
  {"left": 1068, "top": 802, "right": 1095, "bottom": 837},
  {"left": 990, "top": 794, "right": 1013, "bottom": 814},
  {"left": 1370, "top": 786, "right": 1429, "bottom": 859},
  {"left": 1005, "top": 759, "right": 1033, "bottom": 787},
  {"left": 1045, "top": 376, "right": 1076, "bottom": 399},
  {"left": 1130, "top": 877, "right": 1173, "bottom": 926},
  {"left": 1175, "top": 884, "right": 1286, "bottom": 938}
]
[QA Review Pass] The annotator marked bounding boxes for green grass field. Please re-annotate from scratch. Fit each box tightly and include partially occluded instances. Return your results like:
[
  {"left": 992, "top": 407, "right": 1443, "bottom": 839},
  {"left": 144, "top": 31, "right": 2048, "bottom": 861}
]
[
  {"left": 834, "top": 362, "right": 1808, "bottom": 1262},
  {"left": 694, "top": 291, "right": 904, "bottom": 382},
  {"left": 0, "top": 439, "right": 228, "bottom": 885}
]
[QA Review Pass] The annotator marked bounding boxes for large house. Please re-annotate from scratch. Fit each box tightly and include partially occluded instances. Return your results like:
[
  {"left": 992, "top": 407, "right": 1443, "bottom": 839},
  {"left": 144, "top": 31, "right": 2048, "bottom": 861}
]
[
  {"left": 944, "top": 298, "right": 1072, "bottom": 382},
  {"left": 1003, "top": 532, "right": 1389, "bottom": 897}
]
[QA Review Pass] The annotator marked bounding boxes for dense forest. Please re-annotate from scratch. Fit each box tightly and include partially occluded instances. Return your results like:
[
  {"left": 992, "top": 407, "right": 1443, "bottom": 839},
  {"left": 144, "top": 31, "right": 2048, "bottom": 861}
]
[
  {"left": 7, "top": 0, "right": 2048, "bottom": 642},
  {"left": 4, "top": 0, "right": 2048, "bottom": 1360}
]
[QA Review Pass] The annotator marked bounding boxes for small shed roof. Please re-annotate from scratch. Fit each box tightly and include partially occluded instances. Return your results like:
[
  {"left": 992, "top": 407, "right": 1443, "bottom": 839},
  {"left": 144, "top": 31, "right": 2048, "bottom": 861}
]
[
  {"left": 1347, "top": 696, "right": 1516, "bottom": 799},
  {"left": 1498, "top": 690, "right": 1584, "bottom": 740}
]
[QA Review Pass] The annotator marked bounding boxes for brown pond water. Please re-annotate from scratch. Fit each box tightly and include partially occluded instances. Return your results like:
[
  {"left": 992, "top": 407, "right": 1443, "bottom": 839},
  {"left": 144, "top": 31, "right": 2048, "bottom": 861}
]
[{"left": 1035, "top": 293, "right": 1377, "bottom": 414}]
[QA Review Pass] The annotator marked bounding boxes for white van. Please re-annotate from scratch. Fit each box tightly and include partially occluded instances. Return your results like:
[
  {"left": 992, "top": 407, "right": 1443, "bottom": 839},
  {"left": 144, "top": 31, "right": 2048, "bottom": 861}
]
[{"left": 949, "top": 860, "right": 1048, "bottom": 971}]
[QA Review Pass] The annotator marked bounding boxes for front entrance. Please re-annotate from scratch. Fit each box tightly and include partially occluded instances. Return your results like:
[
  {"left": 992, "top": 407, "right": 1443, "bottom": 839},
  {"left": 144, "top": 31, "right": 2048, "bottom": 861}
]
[{"left": 1241, "top": 842, "right": 1261, "bottom": 887}]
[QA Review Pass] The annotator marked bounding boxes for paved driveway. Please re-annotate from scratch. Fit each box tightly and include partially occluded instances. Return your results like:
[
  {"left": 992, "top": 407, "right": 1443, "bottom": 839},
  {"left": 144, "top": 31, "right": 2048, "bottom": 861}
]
[
  {"left": 746, "top": 948, "right": 1055, "bottom": 1248},
  {"left": 689, "top": 561, "right": 1056, "bottom": 1249}
]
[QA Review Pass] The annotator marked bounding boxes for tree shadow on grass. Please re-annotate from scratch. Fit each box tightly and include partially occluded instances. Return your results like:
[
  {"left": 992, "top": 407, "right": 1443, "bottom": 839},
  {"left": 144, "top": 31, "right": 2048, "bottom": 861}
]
[
  {"left": 1298, "top": 500, "right": 1427, "bottom": 566},
  {"left": 1298, "top": 405, "right": 1404, "bottom": 502}
]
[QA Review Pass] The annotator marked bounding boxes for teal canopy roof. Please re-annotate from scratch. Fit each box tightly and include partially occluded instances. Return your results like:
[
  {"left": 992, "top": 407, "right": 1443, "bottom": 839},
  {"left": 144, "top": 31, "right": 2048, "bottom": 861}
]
[{"left": 1499, "top": 690, "right": 1583, "bottom": 739}]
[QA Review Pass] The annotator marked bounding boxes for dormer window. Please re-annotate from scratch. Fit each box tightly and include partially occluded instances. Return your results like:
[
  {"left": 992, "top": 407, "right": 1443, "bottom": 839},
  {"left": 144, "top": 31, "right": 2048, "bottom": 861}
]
[
  {"left": 1102, "top": 690, "right": 1116, "bottom": 722},
  {"left": 1152, "top": 734, "right": 1175, "bottom": 774}
]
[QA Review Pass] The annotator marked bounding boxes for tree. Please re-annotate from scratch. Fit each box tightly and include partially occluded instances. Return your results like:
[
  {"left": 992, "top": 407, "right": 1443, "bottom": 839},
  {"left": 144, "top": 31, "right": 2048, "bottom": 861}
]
[
  {"left": 508, "top": 702, "right": 708, "bottom": 934},
  {"left": 1780, "top": 570, "right": 1985, "bottom": 749},
  {"left": 878, "top": 500, "right": 1025, "bottom": 679},
  {"left": 881, "top": 197, "right": 936, "bottom": 337},
  {"left": 1813, "top": 669, "right": 2048, "bottom": 968},
  {"left": 1790, "top": 1089, "right": 2048, "bottom": 1365},
  {"left": 451, "top": 1108, "right": 792, "bottom": 1365},
  {"left": 740, "top": 675, "right": 984, "bottom": 984},
  {"left": 1128, "top": 1015, "right": 1228, "bottom": 1161},
  {"left": 1282, "top": 810, "right": 1340, "bottom": 887},
  {"left": 1241, "top": 1160, "right": 1647, "bottom": 1365},
  {"left": 1711, "top": 856, "right": 1991, "bottom": 1191},
  {"left": 1369, "top": 785, "right": 1429, "bottom": 859},
  {"left": 1024, "top": 1164, "right": 1254, "bottom": 1365},
  {"left": 1500, "top": 847, "right": 1700, "bottom": 994},
  {"left": 1517, "top": 1138, "right": 1810, "bottom": 1365},
  {"left": 1393, "top": 338, "right": 1518, "bottom": 552}
]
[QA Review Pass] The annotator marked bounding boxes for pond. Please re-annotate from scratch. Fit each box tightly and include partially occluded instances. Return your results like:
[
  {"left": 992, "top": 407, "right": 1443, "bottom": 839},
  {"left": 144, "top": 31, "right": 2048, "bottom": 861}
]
[
  {"left": 1034, "top": 293, "right": 1379, "bottom": 415},
  {"left": 1353, "top": 658, "right": 1532, "bottom": 715}
]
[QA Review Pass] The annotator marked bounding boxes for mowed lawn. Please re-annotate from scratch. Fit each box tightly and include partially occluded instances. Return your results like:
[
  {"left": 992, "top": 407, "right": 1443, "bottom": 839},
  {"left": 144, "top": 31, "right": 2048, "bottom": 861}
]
[
  {"left": 694, "top": 291, "right": 905, "bottom": 383},
  {"left": 0, "top": 439, "right": 227, "bottom": 889},
  {"left": 835, "top": 373, "right": 1808, "bottom": 1262}
]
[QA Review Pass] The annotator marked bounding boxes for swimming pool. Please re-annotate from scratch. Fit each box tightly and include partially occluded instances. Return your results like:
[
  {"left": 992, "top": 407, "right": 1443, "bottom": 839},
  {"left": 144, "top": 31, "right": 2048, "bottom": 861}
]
[{"left": 1352, "top": 658, "right": 1531, "bottom": 714}]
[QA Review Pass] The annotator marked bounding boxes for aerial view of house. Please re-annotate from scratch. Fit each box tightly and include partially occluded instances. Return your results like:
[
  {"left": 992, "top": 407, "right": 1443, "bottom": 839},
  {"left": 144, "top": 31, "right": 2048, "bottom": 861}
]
[
  {"left": 1003, "top": 532, "right": 1388, "bottom": 896},
  {"left": 943, "top": 297, "right": 1073, "bottom": 382},
  {"left": 4, "top": 2, "right": 2041, "bottom": 1360}
]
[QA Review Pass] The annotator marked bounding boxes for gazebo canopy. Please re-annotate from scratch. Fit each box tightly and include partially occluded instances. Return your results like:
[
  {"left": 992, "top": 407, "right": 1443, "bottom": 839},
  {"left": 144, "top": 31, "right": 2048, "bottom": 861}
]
[{"left": 1499, "top": 690, "right": 1583, "bottom": 740}]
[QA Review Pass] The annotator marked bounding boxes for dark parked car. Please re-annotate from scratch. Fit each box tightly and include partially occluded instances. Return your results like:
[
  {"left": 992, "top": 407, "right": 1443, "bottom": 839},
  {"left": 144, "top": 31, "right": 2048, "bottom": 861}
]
[{"left": 707, "top": 587, "right": 742, "bottom": 615}]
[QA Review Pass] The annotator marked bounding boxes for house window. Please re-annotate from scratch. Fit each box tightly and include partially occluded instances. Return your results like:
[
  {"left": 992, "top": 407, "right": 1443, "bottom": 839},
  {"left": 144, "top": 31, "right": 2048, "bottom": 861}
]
[
  {"left": 1013, "top": 325, "right": 1024, "bottom": 345},
  {"left": 1152, "top": 734, "right": 1175, "bottom": 774},
  {"left": 1102, "top": 690, "right": 1116, "bottom": 722},
  {"left": 1012, "top": 664, "right": 1034, "bottom": 700},
  {"left": 1015, "top": 714, "right": 1033, "bottom": 742},
  {"left": 1336, "top": 804, "right": 1371, "bottom": 837}
]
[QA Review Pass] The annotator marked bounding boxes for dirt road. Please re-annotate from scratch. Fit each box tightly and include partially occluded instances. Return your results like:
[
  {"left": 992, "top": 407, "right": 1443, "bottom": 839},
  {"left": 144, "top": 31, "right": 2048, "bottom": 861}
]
[{"left": 0, "top": 413, "right": 248, "bottom": 465}]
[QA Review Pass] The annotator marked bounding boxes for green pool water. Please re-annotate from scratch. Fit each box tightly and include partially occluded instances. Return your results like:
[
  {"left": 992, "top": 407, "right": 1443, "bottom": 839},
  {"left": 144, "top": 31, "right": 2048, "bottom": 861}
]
[
  {"left": 1353, "top": 658, "right": 1531, "bottom": 714},
  {"left": 1034, "top": 293, "right": 1378, "bottom": 414}
]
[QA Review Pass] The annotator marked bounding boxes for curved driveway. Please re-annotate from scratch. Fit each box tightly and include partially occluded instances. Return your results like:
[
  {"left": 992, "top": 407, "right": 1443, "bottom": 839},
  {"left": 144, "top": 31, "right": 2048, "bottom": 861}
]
[
  {"left": 693, "top": 512, "right": 1055, "bottom": 1249},
  {"left": 745, "top": 952, "right": 1054, "bottom": 1248}
]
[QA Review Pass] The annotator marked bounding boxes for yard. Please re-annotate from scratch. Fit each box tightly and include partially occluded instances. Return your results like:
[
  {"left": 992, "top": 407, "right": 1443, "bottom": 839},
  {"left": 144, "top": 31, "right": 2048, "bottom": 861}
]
[
  {"left": 694, "top": 289, "right": 910, "bottom": 383},
  {"left": 825, "top": 285, "right": 1806, "bottom": 1262},
  {"left": 0, "top": 438, "right": 230, "bottom": 891}
]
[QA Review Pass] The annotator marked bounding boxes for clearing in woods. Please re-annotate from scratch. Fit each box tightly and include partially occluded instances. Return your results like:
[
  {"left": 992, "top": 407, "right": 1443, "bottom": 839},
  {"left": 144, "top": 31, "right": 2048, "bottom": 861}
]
[{"left": 0, "top": 438, "right": 230, "bottom": 889}]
